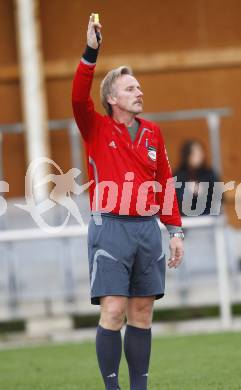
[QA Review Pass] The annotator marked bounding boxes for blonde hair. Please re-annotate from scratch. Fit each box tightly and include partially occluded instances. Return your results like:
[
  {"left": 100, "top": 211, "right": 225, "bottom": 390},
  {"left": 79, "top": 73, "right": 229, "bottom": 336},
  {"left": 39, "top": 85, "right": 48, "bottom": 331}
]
[{"left": 100, "top": 66, "right": 133, "bottom": 116}]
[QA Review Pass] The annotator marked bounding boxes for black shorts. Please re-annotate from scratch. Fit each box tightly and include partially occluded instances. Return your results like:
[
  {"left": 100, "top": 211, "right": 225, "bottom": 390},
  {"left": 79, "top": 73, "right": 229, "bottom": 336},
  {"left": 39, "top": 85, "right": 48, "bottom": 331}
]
[{"left": 87, "top": 214, "right": 166, "bottom": 305}]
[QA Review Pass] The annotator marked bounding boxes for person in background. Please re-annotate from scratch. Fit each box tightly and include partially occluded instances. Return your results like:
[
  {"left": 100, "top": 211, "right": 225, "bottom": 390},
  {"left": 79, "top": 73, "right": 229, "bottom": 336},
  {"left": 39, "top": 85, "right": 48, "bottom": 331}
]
[{"left": 174, "top": 140, "right": 219, "bottom": 216}]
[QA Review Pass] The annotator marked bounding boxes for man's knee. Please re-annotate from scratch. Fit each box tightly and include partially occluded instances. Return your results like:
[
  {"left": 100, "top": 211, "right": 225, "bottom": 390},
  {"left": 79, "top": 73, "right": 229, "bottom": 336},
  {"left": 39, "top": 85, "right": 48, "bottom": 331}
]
[
  {"left": 100, "top": 296, "right": 127, "bottom": 330},
  {"left": 127, "top": 297, "right": 154, "bottom": 328}
]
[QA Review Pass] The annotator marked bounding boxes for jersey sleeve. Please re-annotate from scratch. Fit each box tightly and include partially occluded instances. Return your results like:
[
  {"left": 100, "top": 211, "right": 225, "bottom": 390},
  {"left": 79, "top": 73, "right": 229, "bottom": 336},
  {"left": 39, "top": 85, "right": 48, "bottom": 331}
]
[
  {"left": 155, "top": 126, "right": 182, "bottom": 227},
  {"left": 72, "top": 60, "right": 103, "bottom": 141}
]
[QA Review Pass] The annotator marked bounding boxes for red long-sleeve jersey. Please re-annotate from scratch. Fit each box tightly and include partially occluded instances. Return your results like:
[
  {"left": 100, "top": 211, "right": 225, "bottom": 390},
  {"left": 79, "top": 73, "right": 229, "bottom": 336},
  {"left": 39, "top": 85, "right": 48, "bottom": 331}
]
[{"left": 72, "top": 60, "right": 182, "bottom": 227}]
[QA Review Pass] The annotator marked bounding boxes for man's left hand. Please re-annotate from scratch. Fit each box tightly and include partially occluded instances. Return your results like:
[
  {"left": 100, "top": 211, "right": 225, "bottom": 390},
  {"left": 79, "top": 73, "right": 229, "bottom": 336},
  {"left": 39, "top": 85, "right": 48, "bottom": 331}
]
[{"left": 168, "top": 237, "right": 184, "bottom": 269}]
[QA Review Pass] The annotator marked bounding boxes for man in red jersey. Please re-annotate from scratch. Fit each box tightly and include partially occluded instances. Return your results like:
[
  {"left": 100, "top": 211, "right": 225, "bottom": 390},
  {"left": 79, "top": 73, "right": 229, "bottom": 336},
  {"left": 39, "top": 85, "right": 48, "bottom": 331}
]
[{"left": 72, "top": 14, "right": 184, "bottom": 390}]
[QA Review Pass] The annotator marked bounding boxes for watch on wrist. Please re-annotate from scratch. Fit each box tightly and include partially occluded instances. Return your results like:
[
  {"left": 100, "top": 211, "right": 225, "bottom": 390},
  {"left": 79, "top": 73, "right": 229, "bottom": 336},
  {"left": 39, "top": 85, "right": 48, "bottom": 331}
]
[{"left": 170, "top": 231, "right": 185, "bottom": 240}]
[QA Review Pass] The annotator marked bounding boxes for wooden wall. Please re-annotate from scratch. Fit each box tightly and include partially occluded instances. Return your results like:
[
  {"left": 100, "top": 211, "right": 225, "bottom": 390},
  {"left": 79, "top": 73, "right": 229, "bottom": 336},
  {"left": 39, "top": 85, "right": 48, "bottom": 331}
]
[{"left": 0, "top": 0, "right": 241, "bottom": 225}]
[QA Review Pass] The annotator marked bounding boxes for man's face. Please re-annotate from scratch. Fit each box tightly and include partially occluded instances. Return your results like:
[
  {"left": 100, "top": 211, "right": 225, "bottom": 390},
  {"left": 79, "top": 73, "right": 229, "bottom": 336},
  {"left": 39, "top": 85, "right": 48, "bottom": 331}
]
[{"left": 109, "top": 75, "right": 144, "bottom": 114}]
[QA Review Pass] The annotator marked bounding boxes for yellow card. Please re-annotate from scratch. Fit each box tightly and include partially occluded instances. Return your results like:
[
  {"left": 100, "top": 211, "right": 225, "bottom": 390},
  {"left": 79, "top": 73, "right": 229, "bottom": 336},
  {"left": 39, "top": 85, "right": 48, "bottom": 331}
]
[{"left": 94, "top": 13, "right": 99, "bottom": 23}]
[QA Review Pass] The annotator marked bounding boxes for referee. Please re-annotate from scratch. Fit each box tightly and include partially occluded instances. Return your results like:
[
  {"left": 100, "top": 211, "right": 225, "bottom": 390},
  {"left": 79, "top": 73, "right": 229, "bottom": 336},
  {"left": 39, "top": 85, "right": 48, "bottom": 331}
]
[{"left": 72, "top": 14, "right": 184, "bottom": 390}]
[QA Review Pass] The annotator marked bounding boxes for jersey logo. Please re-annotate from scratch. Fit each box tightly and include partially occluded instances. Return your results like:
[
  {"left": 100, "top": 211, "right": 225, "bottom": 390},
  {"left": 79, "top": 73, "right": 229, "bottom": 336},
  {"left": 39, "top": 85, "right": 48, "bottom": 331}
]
[
  {"left": 109, "top": 140, "right": 117, "bottom": 149},
  {"left": 147, "top": 146, "right": 157, "bottom": 161}
]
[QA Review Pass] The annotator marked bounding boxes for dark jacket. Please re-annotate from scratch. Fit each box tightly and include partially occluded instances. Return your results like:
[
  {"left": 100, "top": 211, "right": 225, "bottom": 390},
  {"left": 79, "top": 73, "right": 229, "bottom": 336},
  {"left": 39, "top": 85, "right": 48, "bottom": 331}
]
[{"left": 174, "top": 166, "right": 219, "bottom": 216}]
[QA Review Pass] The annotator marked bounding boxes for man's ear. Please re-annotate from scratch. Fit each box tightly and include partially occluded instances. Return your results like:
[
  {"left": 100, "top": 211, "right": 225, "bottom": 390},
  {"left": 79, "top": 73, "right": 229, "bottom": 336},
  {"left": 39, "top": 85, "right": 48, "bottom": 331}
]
[{"left": 107, "top": 94, "right": 117, "bottom": 106}]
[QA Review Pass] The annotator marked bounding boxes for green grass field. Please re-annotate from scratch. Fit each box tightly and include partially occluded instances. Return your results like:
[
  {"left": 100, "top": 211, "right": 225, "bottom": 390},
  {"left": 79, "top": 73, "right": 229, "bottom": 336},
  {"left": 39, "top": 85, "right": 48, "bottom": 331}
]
[{"left": 0, "top": 331, "right": 241, "bottom": 390}]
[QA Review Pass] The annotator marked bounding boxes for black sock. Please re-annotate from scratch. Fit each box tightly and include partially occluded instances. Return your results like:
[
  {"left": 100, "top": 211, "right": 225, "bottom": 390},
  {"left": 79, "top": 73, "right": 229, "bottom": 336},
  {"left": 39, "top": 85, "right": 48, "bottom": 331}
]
[
  {"left": 124, "top": 324, "right": 152, "bottom": 390},
  {"left": 96, "top": 325, "right": 122, "bottom": 390}
]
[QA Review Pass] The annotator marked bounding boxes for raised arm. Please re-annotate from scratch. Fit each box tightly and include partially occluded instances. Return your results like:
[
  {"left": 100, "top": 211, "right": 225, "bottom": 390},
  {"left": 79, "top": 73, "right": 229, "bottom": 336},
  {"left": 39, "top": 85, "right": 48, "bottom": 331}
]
[{"left": 72, "top": 14, "right": 103, "bottom": 141}]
